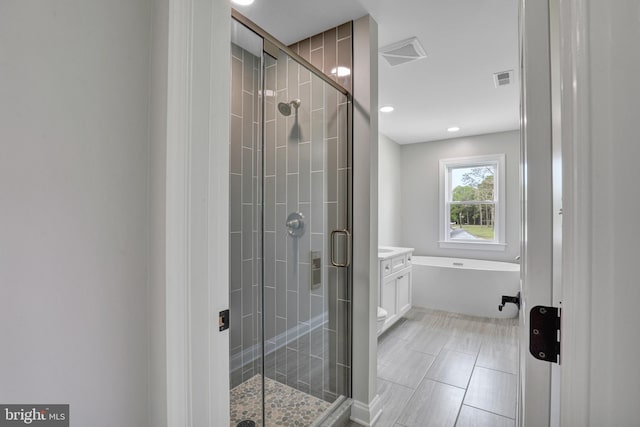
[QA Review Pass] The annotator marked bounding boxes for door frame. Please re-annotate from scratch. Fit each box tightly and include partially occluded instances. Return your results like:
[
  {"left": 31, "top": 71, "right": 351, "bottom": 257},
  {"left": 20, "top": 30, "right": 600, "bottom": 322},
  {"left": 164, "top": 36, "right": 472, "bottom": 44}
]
[
  {"left": 555, "top": 0, "right": 592, "bottom": 423},
  {"left": 162, "top": 0, "right": 594, "bottom": 425},
  {"left": 519, "top": 0, "right": 555, "bottom": 425},
  {"left": 165, "top": 0, "right": 231, "bottom": 426},
  {"left": 519, "top": 0, "right": 593, "bottom": 425}
]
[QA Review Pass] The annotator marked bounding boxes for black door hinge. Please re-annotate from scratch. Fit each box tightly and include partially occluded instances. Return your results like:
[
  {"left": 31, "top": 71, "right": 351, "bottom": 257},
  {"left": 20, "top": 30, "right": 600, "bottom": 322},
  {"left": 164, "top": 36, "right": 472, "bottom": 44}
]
[
  {"left": 529, "top": 305, "right": 561, "bottom": 364},
  {"left": 219, "top": 309, "right": 230, "bottom": 332}
]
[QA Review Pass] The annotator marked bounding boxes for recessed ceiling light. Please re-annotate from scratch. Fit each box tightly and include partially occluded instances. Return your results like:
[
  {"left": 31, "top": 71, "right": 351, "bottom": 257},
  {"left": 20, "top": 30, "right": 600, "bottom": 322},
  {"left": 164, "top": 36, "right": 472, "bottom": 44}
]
[
  {"left": 379, "top": 106, "right": 395, "bottom": 113},
  {"left": 447, "top": 127, "right": 460, "bottom": 132},
  {"left": 231, "top": 0, "right": 254, "bottom": 5},
  {"left": 330, "top": 67, "right": 351, "bottom": 77}
]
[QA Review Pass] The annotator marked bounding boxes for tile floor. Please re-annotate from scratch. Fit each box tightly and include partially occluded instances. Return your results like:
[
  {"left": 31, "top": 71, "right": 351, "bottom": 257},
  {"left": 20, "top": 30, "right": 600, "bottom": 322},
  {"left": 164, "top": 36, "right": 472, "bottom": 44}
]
[{"left": 356, "top": 307, "right": 519, "bottom": 427}]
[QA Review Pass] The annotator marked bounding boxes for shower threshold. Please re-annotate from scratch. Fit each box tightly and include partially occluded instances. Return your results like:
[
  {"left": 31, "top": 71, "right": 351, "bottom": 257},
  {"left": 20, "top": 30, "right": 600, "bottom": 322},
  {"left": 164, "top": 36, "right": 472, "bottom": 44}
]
[{"left": 230, "top": 375, "right": 332, "bottom": 427}]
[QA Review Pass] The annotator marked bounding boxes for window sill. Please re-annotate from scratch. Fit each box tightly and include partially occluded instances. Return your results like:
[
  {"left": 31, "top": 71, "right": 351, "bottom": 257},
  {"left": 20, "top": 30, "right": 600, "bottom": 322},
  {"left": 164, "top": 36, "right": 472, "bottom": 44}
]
[{"left": 438, "top": 241, "right": 507, "bottom": 251}]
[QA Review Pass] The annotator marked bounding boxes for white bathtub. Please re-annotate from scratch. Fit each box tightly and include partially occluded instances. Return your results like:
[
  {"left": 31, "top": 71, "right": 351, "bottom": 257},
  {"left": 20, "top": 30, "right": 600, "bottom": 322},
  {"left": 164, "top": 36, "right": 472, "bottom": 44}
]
[{"left": 411, "top": 256, "right": 520, "bottom": 318}]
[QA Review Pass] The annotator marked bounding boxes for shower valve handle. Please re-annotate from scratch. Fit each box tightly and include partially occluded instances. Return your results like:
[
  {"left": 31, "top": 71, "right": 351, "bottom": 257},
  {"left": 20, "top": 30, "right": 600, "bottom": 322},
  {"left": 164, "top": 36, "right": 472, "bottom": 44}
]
[
  {"left": 286, "top": 212, "right": 305, "bottom": 237},
  {"left": 286, "top": 219, "right": 301, "bottom": 229}
]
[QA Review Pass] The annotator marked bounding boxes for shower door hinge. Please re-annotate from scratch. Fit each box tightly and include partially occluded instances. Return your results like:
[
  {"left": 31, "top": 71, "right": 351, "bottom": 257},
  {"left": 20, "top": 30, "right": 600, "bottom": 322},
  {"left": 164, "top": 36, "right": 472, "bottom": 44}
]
[
  {"left": 219, "top": 309, "right": 230, "bottom": 332},
  {"left": 529, "top": 305, "right": 561, "bottom": 364}
]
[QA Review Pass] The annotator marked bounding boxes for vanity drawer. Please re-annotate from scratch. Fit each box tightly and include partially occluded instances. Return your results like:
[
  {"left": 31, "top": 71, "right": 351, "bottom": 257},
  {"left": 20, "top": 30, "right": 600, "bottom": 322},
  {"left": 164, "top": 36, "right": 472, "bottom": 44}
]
[
  {"left": 381, "top": 259, "right": 392, "bottom": 277},
  {"left": 391, "top": 254, "right": 408, "bottom": 273}
]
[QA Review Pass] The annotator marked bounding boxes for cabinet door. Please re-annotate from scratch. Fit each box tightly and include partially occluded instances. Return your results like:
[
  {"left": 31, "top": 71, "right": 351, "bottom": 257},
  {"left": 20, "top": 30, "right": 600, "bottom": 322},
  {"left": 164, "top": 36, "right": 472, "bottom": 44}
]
[
  {"left": 382, "top": 279, "right": 397, "bottom": 319},
  {"left": 396, "top": 272, "right": 411, "bottom": 314}
]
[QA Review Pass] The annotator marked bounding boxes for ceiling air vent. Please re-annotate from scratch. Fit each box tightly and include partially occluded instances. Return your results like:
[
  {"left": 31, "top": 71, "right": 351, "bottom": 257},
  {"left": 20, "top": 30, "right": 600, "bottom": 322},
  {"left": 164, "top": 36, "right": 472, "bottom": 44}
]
[
  {"left": 379, "top": 37, "right": 427, "bottom": 67},
  {"left": 493, "top": 70, "right": 514, "bottom": 87}
]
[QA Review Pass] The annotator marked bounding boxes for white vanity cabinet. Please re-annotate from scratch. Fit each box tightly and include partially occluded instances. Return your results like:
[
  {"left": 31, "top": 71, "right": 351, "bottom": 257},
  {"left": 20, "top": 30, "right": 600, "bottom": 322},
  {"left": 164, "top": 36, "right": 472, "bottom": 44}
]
[{"left": 378, "top": 247, "right": 414, "bottom": 334}]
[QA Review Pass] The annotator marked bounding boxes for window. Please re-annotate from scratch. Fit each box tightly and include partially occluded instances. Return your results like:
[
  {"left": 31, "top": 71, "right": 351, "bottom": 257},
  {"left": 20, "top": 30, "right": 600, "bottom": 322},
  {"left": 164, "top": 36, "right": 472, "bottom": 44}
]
[{"left": 439, "top": 154, "right": 506, "bottom": 250}]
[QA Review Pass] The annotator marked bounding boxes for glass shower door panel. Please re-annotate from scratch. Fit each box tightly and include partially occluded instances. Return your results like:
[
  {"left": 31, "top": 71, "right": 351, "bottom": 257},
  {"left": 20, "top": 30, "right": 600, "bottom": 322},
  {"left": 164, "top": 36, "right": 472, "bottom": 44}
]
[
  {"left": 229, "top": 19, "right": 264, "bottom": 427},
  {"left": 261, "top": 46, "right": 351, "bottom": 421},
  {"left": 230, "top": 14, "right": 351, "bottom": 424}
]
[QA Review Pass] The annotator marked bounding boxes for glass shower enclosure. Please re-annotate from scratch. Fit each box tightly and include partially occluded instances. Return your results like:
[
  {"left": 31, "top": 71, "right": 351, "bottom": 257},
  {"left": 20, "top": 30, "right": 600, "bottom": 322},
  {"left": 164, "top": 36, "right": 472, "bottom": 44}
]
[{"left": 228, "top": 12, "right": 352, "bottom": 427}]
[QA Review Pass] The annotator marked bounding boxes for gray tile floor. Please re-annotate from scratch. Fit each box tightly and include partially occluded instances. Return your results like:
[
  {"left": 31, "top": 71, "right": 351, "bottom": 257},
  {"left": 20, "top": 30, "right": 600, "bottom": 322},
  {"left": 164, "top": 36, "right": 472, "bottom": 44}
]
[{"left": 355, "top": 307, "right": 519, "bottom": 427}]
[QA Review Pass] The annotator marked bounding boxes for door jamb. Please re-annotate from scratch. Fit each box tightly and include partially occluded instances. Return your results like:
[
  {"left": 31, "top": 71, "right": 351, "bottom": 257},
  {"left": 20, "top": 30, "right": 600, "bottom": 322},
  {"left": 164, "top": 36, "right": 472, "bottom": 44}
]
[
  {"left": 162, "top": 0, "right": 594, "bottom": 424},
  {"left": 519, "top": 0, "right": 593, "bottom": 424},
  {"left": 519, "top": 0, "right": 554, "bottom": 424},
  {"left": 557, "top": 0, "right": 592, "bottom": 424},
  {"left": 166, "top": 0, "right": 231, "bottom": 426}
]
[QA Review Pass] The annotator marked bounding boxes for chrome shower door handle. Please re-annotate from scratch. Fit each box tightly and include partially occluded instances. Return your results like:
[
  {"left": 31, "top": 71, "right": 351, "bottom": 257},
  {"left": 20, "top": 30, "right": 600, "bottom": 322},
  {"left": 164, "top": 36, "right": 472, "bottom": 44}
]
[{"left": 330, "top": 229, "right": 351, "bottom": 268}]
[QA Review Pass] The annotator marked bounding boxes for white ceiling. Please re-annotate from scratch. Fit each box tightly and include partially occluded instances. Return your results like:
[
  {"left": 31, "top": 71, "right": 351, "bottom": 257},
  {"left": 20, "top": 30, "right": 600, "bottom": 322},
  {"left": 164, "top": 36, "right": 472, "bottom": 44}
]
[{"left": 237, "top": 0, "right": 520, "bottom": 144}]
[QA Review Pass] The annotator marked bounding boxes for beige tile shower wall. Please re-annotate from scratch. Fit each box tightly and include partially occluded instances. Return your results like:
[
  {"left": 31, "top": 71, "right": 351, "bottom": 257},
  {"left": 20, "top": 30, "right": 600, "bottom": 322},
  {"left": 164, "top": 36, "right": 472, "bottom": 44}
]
[{"left": 289, "top": 22, "right": 353, "bottom": 94}]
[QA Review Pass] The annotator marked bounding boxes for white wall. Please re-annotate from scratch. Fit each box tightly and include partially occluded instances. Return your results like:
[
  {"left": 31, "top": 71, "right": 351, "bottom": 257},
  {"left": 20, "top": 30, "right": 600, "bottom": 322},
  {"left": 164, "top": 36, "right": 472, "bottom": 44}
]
[
  {"left": 0, "top": 1, "right": 164, "bottom": 426},
  {"left": 399, "top": 130, "right": 520, "bottom": 262},
  {"left": 378, "top": 133, "right": 403, "bottom": 246},
  {"left": 351, "top": 15, "right": 381, "bottom": 425}
]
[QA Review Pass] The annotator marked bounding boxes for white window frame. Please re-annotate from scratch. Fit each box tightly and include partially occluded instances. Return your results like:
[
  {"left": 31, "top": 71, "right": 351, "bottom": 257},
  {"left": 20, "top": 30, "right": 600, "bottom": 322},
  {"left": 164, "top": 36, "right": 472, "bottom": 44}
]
[{"left": 438, "top": 154, "right": 506, "bottom": 251}]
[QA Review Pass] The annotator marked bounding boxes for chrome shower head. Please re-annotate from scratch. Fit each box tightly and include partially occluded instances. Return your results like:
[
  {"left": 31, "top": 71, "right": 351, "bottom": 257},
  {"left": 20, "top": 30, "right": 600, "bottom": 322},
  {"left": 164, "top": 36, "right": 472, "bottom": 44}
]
[
  {"left": 277, "top": 99, "right": 301, "bottom": 116},
  {"left": 277, "top": 102, "right": 291, "bottom": 116}
]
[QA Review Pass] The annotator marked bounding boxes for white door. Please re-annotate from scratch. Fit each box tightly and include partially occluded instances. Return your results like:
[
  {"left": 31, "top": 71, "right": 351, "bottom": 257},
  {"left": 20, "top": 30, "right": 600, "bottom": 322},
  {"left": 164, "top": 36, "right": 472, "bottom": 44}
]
[{"left": 519, "top": 0, "right": 560, "bottom": 426}]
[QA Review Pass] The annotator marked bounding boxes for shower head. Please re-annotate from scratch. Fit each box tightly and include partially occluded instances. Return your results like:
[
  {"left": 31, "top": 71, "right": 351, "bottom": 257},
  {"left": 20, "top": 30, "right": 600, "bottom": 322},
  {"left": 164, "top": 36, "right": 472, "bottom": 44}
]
[
  {"left": 277, "top": 99, "right": 301, "bottom": 116},
  {"left": 277, "top": 102, "right": 291, "bottom": 116}
]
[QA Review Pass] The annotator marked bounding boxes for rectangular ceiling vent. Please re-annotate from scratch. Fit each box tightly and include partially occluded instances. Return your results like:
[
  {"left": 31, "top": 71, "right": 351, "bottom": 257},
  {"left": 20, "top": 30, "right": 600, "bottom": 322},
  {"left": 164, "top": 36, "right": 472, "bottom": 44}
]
[
  {"left": 379, "top": 37, "right": 427, "bottom": 67},
  {"left": 493, "top": 70, "right": 515, "bottom": 87}
]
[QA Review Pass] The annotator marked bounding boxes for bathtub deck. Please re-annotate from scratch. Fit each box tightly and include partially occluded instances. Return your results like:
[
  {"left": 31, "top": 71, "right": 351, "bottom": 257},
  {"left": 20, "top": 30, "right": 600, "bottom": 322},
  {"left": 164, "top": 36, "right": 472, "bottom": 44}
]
[{"left": 356, "top": 307, "right": 519, "bottom": 427}]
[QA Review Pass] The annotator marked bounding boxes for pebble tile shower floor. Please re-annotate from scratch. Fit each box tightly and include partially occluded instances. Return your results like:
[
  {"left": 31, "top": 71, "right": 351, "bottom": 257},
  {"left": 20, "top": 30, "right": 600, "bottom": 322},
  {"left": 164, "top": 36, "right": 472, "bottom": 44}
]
[{"left": 230, "top": 374, "right": 331, "bottom": 427}]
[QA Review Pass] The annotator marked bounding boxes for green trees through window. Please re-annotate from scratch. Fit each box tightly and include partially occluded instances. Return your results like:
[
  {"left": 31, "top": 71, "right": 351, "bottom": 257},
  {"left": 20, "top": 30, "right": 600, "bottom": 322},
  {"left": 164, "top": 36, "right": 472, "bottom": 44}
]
[
  {"left": 440, "top": 154, "right": 505, "bottom": 249},
  {"left": 449, "top": 165, "right": 496, "bottom": 241}
]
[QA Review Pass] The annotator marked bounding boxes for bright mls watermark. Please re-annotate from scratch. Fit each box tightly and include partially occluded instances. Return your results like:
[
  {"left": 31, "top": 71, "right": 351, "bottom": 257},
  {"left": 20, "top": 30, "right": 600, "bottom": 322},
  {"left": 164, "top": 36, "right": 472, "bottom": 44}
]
[{"left": 0, "top": 405, "right": 68, "bottom": 426}]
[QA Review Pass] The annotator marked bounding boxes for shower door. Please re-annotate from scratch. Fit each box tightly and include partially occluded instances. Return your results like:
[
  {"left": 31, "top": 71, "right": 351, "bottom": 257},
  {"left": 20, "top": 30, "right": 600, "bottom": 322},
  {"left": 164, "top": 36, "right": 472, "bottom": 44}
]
[{"left": 229, "top": 15, "right": 352, "bottom": 427}]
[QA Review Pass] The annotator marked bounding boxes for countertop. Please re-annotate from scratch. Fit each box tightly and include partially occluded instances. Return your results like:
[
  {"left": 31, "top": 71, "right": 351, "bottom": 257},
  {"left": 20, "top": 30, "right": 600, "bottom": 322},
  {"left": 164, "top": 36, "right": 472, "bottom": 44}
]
[{"left": 378, "top": 246, "right": 414, "bottom": 260}]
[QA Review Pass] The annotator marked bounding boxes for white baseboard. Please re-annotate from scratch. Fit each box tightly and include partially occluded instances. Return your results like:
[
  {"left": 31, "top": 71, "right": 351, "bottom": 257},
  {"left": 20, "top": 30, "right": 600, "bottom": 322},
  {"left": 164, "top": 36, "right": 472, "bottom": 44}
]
[{"left": 350, "top": 394, "right": 382, "bottom": 426}]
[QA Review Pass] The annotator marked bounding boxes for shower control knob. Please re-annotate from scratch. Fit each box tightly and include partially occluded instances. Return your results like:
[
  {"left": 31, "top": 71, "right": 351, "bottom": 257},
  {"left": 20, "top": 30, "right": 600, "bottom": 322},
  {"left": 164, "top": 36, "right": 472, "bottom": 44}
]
[
  {"left": 286, "top": 212, "right": 305, "bottom": 238},
  {"left": 286, "top": 218, "right": 301, "bottom": 229}
]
